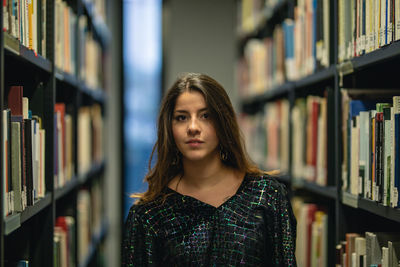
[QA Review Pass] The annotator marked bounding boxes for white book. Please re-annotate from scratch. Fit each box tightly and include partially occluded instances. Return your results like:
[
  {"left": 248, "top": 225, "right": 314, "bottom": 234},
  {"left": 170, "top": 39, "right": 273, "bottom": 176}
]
[
  {"left": 380, "top": 0, "right": 385, "bottom": 47},
  {"left": 39, "top": 129, "right": 45, "bottom": 198},
  {"left": 355, "top": 237, "right": 366, "bottom": 267},
  {"left": 365, "top": 0, "right": 370, "bottom": 52},
  {"left": 22, "top": 97, "right": 29, "bottom": 119},
  {"left": 383, "top": 108, "right": 392, "bottom": 206},
  {"left": 382, "top": 247, "right": 389, "bottom": 267},
  {"left": 388, "top": 0, "right": 393, "bottom": 44},
  {"left": 33, "top": 0, "right": 37, "bottom": 52},
  {"left": 56, "top": 111, "right": 64, "bottom": 188},
  {"left": 3, "top": 110, "right": 9, "bottom": 217},
  {"left": 11, "top": 122, "right": 22, "bottom": 212},
  {"left": 396, "top": 0, "right": 400, "bottom": 40},
  {"left": 375, "top": 0, "right": 380, "bottom": 50},
  {"left": 316, "top": 98, "right": 327, "bottom": 186}
]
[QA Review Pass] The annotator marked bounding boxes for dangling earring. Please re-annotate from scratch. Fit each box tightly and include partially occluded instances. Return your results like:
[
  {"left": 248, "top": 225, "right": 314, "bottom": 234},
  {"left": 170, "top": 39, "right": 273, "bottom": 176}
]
[
  {"left": 220, "top": 144, "right": 228, "bottom": 161},
  {"left": 172, "top": 150, "right": 181, "bottom": 165}
]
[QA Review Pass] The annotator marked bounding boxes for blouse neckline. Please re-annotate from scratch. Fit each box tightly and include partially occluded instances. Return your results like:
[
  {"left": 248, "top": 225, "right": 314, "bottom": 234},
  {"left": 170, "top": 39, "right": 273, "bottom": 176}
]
[{"left": 164, "top": 173, "right": 249, "bottom": 209}]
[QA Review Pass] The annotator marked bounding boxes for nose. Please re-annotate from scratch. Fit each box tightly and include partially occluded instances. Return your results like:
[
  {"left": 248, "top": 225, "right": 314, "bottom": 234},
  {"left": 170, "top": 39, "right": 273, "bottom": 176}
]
[{"left": 187, "top": 118, "right": 200, "bottom": 136}]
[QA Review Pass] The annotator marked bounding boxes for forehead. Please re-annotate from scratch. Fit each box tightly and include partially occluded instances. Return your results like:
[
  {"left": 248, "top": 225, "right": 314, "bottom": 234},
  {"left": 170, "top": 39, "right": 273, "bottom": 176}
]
[{"left": 174, "top": 91, "right": 207, "bottom": 111}]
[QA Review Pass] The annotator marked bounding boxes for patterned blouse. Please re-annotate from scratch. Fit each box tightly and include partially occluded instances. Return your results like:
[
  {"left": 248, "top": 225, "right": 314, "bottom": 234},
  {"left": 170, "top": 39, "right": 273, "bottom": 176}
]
[{"left": 122, "top": 174, "right": 297, "bottom": 266}]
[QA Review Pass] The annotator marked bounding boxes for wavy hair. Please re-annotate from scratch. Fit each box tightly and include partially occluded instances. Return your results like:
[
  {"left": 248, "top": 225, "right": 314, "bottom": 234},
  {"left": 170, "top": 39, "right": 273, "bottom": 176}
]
[{"left": 132, "top": 73, "right": 262, "bottom": 204}]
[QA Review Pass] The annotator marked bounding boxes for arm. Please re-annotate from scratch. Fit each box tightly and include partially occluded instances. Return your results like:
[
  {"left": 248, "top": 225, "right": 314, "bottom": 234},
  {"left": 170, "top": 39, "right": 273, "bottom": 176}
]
[{"left": 121, "top": 205, "right": 160, "bottom": 267}]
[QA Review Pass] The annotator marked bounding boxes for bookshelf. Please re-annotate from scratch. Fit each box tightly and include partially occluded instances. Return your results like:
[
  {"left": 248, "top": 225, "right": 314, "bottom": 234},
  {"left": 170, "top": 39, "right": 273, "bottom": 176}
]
[
  {"left": 0, "top": 0, "right": 116, "bottom": 266},
  {"left": 238, "top": 0, "right": 400, "bottom": 266}
]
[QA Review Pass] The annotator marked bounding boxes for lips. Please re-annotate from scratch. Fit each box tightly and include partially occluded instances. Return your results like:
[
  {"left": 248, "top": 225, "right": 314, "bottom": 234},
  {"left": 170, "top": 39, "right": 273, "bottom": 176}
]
[{"left": 186, "top": 139, "right": 204, "bottom": 147}]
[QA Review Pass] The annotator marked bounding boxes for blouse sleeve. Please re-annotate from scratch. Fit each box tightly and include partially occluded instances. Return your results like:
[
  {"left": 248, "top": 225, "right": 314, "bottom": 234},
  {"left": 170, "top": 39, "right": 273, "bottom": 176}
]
[
  {"left": 269, "top": 181, "right": 297, "bottom": 266},
  {"left": 121, "top": 205, "right": 160, "bottom": 267}
]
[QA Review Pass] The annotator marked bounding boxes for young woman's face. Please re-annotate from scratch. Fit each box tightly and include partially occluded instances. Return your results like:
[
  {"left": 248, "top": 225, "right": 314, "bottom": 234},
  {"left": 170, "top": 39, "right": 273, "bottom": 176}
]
[{"left": 172, "top": 91, "right": 220, "bottom": 163}]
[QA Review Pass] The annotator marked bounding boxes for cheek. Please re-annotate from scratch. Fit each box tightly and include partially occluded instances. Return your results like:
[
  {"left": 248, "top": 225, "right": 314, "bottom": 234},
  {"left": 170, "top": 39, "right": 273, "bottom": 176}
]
[
  {"left": 206, "top": 124, "right": 219, "bottom": 144},
  {"left": 172, "top": 124, "right": 183, "bottom": 143}
]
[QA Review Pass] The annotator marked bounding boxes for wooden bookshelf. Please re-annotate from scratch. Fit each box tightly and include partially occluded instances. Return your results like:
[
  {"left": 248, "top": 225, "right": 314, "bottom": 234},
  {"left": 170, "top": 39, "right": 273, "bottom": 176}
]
[{"left": 0, "top": 0, "right": 113, "bottom": 266}]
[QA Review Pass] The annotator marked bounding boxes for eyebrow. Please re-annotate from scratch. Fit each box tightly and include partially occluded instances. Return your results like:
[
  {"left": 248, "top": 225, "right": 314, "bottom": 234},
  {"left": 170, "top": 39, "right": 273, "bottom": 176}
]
[{"left": 174, "top": 108, "right": 208, "bottom": 113}]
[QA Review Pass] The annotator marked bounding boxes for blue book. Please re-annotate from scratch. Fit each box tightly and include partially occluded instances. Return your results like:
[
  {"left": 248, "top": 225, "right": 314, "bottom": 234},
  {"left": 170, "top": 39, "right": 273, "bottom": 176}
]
[{"left": 385, "top": 0, "right": 388, "bottom": 45}]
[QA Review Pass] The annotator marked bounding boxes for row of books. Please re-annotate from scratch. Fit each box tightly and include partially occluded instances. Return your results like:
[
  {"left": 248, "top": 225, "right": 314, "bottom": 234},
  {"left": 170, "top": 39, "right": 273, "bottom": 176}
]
[
  {"left": 240, "top": 94, "right": 328, "bottom": 185},
  {"left": 292, "top": 95, "right": 327, "bottom": 185},
  {"left": 241, "top": 99, "right": 290, "bottom": 173},
  {"left": 77, "top": 104, "right": 104, "bottom": 176},
  {"left": 55, "top": 102, "right": 104, "bottom": 187},
  {"left": 292, "top": 197, "right": 328, "bottom": 267},
  {"left": 336, "top": 232, "right": 400, "bottom": 267},
  {"left": 78, "top": 15, "right": 103, "bottom": 90},
  {"left": 54, "top": 103, "right": 74, "bottom": 189},
  {"left": 3, "top": 0, "right": 47, "bottom": 57},
  {"left": 2, "top": 86, "right": 46, "bottom": 217},
  {"left": 237, "top": 0, "right": 330, "bottom": 97},
  {"left": 54, "top": 182, "right": 103, "bottom": 266},
  {"left": 342, "top": 92, "right": 400, "bottom": 207},
  {"left": 338, "top": 0, "right": 400, "bottom": 62},
  {"left": 54, "top": 216, "right": 76, "bottom": 267},
  {"left": 77, "top": 181, "right": 104, "bottom": 264},
  {"left": 55, "top": 0, "right": 77, "bottom": 75},
  {"left": 238, "top": 0, "right": 271, "bottom": 35},
  {"left": 83, "top": 0, "right": 106, "bottom": 23}
]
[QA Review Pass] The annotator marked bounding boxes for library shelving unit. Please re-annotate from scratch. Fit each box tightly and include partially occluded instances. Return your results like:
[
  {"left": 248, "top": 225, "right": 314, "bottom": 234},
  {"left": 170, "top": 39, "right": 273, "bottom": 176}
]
[
  {"left": 238, "top": 0, "right": 400, "bottom": 265},
  {"left": 0, "top": 0, "right": 113, "bottom": 266}
]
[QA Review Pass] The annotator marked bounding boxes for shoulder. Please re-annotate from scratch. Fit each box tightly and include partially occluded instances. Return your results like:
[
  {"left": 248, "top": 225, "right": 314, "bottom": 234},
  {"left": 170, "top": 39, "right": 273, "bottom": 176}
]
[
  {"left": 243, "top": 173, "right": 290, "bottom": 205},
  {"left": 125, "top": 195, "right": 170, "bottom": 228},
  {"left": 246, "top": 173, "right": 288, "bottom": 195}
]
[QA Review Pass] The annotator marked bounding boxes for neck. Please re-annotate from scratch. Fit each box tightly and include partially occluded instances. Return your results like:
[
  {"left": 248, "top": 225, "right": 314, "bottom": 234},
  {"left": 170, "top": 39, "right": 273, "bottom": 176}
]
[{"left": 181, "top": 155, "right": 229, "bottom": 189}]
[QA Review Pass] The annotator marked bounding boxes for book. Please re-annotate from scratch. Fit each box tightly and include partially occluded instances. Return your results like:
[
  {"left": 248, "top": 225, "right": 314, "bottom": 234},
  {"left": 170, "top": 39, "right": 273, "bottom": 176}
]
[{"left": 11, "top": 121, "right": 22, "bottom": 212}]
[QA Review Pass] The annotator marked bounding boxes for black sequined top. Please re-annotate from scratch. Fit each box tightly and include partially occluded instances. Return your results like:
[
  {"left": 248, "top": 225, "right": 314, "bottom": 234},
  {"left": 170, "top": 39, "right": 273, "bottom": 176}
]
[{"left": 122, "top": 174, "right": 297, "bottom": 266}]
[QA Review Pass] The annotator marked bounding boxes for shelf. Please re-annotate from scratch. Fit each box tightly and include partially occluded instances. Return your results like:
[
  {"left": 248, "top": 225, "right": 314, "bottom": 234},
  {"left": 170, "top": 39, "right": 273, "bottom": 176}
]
[
  {"left": 340, "top": 41, "right": 400, "bottom": 74},
  {"left": 55, "top": 70, "right": 80, "bottom": 88},
  {"left": 358, "top": 198, "right": 400, "bottom": 223},
  {"left": 342, "top": 192, "right": 400, "bottom": 223},
  {"left": 241, "top": 82, "right": 293, "bottom": 113},
  {"left": 237, "top": 0, "right": 289, "bottom": 39},
  {"left": 81, "top": 0, "right": 111, "bottom": 48},
  {"left": 20, "top": 193, "right": 52, "bottom": 224},
  {"left": 294, "top": 65, "right": 336, "bottom": 89},
  {"left": 293, "top": 179, "right": 337, "bottom": 199},
  {"left": 78, "top": 219, "right": 108, "bottom": 267},
  {"left": 78, "top": 160, "right": 106, "bottom": 185},
  {"left": 79, "top": 84, "right": 106, "bottom": 104},
  {"left": 4, "top": 33, "right": 52, "bottom": 73},
  {"left": 55, "top": 178, "right": 80, "bottom": 201},
  {"left": 4, "top": 214, "right": 21, "bottom": 236},
  {"left": 241, "top": 66, "right": 336, "bottom": 113},
  {"left": 4, "top": 193, "right": 53, "bottom": 235}
]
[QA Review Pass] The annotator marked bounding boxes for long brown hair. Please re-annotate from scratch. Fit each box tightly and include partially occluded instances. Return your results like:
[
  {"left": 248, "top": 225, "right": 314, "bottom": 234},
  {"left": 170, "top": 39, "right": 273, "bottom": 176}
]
[{"left": 132, "top": 73, "right": 262, "bottom": 204}]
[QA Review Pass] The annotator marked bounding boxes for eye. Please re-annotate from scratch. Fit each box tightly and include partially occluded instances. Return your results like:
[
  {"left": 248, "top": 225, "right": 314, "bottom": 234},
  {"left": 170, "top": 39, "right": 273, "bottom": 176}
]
[
  {"left": 201, "top": 112, "right": 210, "bottom": 119},
  {"left": 174, "top": 115, "right": 186, "bottom": 121}
]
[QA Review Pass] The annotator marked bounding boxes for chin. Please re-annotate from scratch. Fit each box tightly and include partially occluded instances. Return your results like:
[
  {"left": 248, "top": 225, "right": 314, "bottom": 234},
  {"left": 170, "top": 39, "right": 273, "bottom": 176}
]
[{"left": 182, "top": 152, "right": 218, "bottom": 163}]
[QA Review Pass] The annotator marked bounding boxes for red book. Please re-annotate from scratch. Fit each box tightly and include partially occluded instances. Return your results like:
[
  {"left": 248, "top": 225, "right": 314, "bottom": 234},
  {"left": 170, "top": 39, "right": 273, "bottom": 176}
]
[
  {"left": 8, "top": 86, "right": 23, "bottom": 116},
  {"left": 306, "top": 204, "right": 318, "bottom": 267},
  {"left": 54, "top": 103, "right": 66, "bottom": 180}
]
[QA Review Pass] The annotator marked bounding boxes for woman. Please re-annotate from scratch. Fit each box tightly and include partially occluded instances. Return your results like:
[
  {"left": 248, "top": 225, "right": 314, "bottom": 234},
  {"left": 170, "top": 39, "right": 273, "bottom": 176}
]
[{"left": 122, "top": 73, "right": 297, "bottom": 266}]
